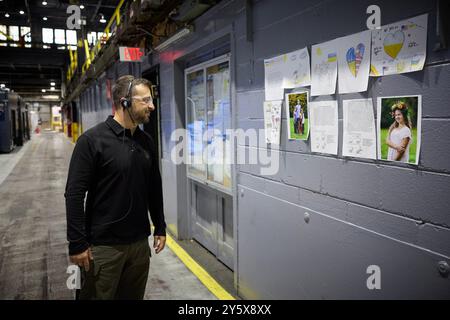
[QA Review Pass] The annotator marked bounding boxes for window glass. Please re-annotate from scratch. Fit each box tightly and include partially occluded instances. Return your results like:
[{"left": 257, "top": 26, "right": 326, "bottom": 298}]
[
  {"left": 87, "top": 32, "right": 97, "bottom": 46},
  {"left": 0, "top": 25, "right": 7, "bottom": 46},
  {"left": 54, "top": 29, "right": 65, "bottom": 44},
  {"left": 20, "top": 26, "right": 31, "bottom": 42},
  {"left": 206, "top": 61, "right": 231, "bottom": 188},
  {"left": 42, "top": 28, "right": 53, "bottom": 43},
  {"left": 9, "top": 26, "right": 19, "bottom": 41},
  {"left": 66, "top": 30, "right": 77, "bottom": 45},
  {"left": 185, "top": 58, "right": 232, "bottom": 191},
  {"left": 0, "top": 25, "right": 6, "bottom": 40},
  {"left": 186, "top": 69, "right": 206, "bottom": 180}
]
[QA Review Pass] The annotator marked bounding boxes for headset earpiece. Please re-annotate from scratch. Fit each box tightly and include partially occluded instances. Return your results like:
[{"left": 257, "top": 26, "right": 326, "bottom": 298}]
[
  {"left": 121, "top": 98, "right": 130, "bottom": 109},
  {"left": 121, "top": 79, "right": 134, "bottom": 109}
]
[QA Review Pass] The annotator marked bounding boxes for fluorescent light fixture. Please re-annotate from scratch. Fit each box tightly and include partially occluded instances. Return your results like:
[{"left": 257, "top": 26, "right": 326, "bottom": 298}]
[
  {"left": 5, "top": 13, "right": 10, "bottom": 18},
  {"left": 80, "top": 5, "right": 84, "bottom": 9},
  {"left": 50, "top": 87, "right": 55, "bottom": 91},
  {"left": 42, "top": 1, "right": 47, "bottom": 5},
  {"left": 42, "top": 89, "right": 46, "bottom": 93},
  {"left": 99, "top": 15, "right": 106, "bottom": 23},
  {"left": 50, "top": 82, "right": 55, "bottom": 86},
  {"left": 42, "top": 95, "right": 59, "bottom": 99},
  {"left": 43, "top": 16, "right": 47, "bottom": 21},
  {"left": 154, "top": 26, "right": 193, "bottom": 51},
  {"left": 19, "top": 10, "right": 25, "bottom": 15}
]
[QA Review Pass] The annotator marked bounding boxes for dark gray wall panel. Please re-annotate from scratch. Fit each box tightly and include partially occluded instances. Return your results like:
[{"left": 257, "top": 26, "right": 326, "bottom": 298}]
[
  {"left": 421, "top": 120, "right": 450, "bottom": 172},
  {"left": 239, "top": 145, "right": 450, "bottom": 227},
  {"left": 238, "top": 185, "right": 450, "bottom": 299}
]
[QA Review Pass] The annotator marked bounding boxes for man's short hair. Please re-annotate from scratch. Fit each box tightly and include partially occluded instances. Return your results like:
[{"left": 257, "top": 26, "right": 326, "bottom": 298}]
[{"left": 112, "top": 75, "right": 152, "bottom": 109}]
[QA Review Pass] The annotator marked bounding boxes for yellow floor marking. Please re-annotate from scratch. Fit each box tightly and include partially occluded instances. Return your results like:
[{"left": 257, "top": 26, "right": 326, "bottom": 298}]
[{"left": 164, "top": 234, "right": 235, "bottom": 300}]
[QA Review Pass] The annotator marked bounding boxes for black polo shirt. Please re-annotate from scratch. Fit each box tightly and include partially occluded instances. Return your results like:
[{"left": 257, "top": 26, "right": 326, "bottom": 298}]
[{"left": 65, "top": 115, "right": 166, "bottom": 255}]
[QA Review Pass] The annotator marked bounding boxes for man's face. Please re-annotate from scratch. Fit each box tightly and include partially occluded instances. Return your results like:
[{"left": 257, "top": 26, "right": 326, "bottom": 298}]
[{"left": 131, "top": 84, "right": 154, "bottom": 124}]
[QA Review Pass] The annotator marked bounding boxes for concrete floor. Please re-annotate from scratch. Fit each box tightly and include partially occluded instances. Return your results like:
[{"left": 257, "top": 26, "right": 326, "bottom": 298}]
[{"left": 0, "top": 131, "right": 218, "bottom": 300}]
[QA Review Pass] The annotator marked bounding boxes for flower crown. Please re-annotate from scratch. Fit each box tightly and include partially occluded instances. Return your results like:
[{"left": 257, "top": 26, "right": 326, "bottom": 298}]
[
  {"left": 391, "top": 101, "right": 408, "bottom": 111},
  {"left": 390, "top": 101, "right": 409, "bottom": 117}
]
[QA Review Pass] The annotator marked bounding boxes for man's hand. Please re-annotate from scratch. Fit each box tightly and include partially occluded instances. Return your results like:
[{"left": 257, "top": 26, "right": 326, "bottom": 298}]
[
  {"left": 70, "top": 248, "right": 93, "bottom": 271},
  {"left": 153, "top": 236, "right": 166, "bottom": 254}
]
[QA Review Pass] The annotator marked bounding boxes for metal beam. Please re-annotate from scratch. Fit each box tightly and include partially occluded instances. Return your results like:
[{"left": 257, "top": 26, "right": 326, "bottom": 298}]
[
  {"left": 24, "top": 0, "right": 32, "bottom": 27},
  {"left": 90, "top": 0, "right": 104, "bottom": 24}
]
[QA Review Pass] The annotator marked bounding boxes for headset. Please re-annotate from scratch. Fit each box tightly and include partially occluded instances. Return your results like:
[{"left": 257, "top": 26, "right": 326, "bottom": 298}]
[
  {"left": 120, "top": 78, "right": 136, "bottom": 126},
  {"left": 120, "top": 79, "right": 134, "bottom": 109}
]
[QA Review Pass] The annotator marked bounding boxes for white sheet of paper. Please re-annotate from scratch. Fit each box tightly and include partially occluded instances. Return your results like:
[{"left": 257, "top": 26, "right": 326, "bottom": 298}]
[
  {"left": 283, "top": 47, "right": 311, "bottom": 88},
  {"left": 337, "top": 30, "right": 372, "bottom": 94},
  {"left": 263, "top": 100, "right": 282, "bottom": 145},
  {"left": 309, "top": 100, "right": 338, "bottom": 155},
  {"left": 371, "top": 14, "right": 427, "bottom": 76},
  {"left": 342, "top": 99, "right": 377, "bottom": 159},
  {"left": 264, "top": 55, "right": 285, "bottom": 101},
  {"left": 311, "top": 40, "right": 338, "bottom": 96}
]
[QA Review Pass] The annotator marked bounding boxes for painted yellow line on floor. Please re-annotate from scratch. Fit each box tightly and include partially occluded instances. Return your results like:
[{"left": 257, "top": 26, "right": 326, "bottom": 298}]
[{"left": 165, "top": 234, "right": 235, "bottom": 300}]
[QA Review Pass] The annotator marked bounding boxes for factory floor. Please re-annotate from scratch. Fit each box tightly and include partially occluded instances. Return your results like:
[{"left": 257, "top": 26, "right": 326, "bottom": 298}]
[{"left": 0, "top": 130, "right": 236, "bottom": 300}]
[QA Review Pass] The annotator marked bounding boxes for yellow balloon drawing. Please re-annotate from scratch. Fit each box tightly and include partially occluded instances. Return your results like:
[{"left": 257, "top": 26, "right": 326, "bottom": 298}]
[
  {"left": 385, "top": 43, "right": 404, "bottom": 59},
  {"left": 383, "top": 30, "right": 405, "bottom": 59}
]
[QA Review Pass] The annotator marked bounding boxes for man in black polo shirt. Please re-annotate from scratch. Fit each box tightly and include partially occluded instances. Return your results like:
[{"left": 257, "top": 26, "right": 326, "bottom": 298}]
[{"left": 65, "top": 75, "right": 166, "bottom": 299}]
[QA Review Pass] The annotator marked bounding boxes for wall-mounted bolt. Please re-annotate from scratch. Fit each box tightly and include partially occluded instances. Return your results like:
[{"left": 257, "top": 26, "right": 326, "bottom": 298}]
[
  {"left": 437, "top": 261, "right": 449, "bottom": 278},
  {"left": 304, "top": 212, "right": 310, "bottom": 224}
]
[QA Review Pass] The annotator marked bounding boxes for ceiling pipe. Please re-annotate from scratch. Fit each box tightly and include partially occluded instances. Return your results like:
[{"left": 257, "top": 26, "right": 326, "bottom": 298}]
[
  {"left": 90, "top": 0, "right": 103, "bottom": 24},
  {"left": 24, "top": 0, "right": 32, "bottom": 28}
]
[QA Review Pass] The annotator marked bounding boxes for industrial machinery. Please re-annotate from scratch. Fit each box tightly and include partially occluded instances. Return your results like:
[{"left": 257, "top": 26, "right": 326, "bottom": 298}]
[{"left": 0, "top": 90, "right": 30, "bottom": 153}]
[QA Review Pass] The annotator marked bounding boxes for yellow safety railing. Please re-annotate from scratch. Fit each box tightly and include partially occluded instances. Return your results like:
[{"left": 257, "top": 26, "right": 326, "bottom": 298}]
[
  {"left": 80, "top": 0, "right": 125, "bottom": 75},
  {"left": 66, "top": 48, "right": 78, "bottom": 82},
  {"left": 67, "top": 0, "right": 125, "bottom": 81}
]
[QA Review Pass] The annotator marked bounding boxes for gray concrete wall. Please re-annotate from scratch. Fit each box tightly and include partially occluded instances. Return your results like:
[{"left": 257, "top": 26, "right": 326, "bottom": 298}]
[
  {"left": 154, "top": 0, "right": 450, "bottom": 299},
  {"left": 79, "top": 73, "right": 114, "bottom": 131}
]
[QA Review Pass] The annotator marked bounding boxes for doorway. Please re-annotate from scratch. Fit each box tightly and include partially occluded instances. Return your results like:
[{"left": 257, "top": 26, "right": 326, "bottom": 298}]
[{"left": 142, "top": 66, "right": 161, "bottom": 167}]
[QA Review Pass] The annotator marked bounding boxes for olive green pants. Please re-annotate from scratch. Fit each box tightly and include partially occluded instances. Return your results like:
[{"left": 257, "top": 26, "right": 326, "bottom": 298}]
[{"left": 78, "top": 238, "right": 151, "bottom": 300}]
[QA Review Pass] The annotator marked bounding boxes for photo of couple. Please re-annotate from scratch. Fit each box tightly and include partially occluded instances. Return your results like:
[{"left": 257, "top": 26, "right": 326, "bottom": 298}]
[{"left": 286, "top": 91, "right": 309, "bottom": 140}]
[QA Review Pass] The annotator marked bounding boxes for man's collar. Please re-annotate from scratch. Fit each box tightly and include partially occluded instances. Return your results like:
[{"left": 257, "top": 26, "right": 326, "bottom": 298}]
[
  {"left": 105, "top": 115, "right": 141, "bottom": 136},
  {"left": 106, "top": 115, "right": 125, "bottom": 136}
]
